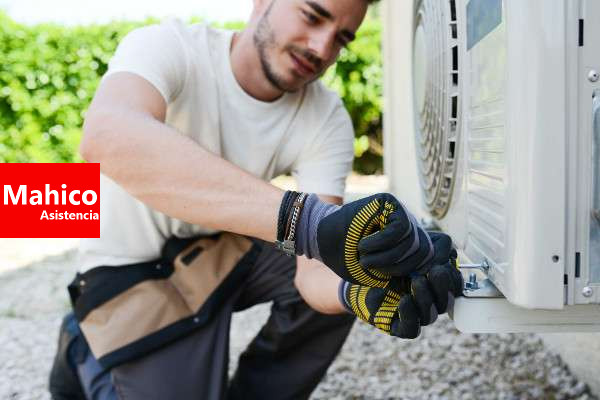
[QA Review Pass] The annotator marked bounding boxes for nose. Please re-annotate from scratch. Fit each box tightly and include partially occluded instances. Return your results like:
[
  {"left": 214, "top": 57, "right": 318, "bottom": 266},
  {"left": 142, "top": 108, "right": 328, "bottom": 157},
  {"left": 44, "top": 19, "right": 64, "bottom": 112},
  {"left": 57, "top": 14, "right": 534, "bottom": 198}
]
[{"left": 307, "top": 29, "right": 336, "bottom": 64}]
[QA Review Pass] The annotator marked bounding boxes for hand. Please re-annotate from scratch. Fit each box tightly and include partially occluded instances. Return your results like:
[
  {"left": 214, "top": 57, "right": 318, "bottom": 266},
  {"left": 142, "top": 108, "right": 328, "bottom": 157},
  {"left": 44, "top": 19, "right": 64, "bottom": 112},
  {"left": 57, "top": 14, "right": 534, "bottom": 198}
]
[
  {"left": 316, "top": 193, "right": 434, "bottom": 286},
  {"left": 408, "top": 246, "right": 464, "bottom": 325},
  {"left": 360, "top": 230, "right": 454, "bottom": 277},
  {"left": 340, "top": 247, "right": 463, "bottom": 339}
]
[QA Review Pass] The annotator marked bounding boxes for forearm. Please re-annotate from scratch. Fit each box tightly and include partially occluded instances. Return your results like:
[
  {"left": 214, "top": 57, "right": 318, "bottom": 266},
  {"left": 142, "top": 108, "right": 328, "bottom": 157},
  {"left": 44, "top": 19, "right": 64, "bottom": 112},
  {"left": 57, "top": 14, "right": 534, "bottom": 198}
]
[
  {"left": 81, "top": 108, "right": 282, "bottom": 242},
  {"left": 294, "top": 256, "right": 346, "bottom": 314}
]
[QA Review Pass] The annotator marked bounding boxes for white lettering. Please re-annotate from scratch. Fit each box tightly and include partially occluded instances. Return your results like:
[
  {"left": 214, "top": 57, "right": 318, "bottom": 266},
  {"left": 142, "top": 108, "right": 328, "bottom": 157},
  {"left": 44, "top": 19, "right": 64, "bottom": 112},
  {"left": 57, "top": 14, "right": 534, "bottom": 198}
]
[
  {"left": 45, "top": 184, "right": 59, "bottom": 205},
  {"left": 30, "top": 190, "right": 42, "bottom": 205},
  {"left": 61, "top": 184, "right": 67, "bottom": 204},
  {"left": 4, "top": 185, "right": 98, "bottom": 206},
  {"left": 68, "top": 190, "right": 80, "bottom": 205},
  {"left": 82, "top": 190, "right": 97, "bottom": 205},
  {"left": 40, "top": 210, "right": 99, "bottom": 221},
  {"left": 4, "top": 185, "right": 27, "bottom": 205}
]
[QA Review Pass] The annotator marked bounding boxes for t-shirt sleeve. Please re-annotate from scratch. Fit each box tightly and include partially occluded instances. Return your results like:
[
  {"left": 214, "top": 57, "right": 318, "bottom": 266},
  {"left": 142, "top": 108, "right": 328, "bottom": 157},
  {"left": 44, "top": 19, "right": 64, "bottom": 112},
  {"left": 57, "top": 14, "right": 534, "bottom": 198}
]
[
  {"left": 293, "top": 102, "right": 355, "bottom": 198},
  {"left": 101, "top": 20, "right": 188, "bottom": 104}
]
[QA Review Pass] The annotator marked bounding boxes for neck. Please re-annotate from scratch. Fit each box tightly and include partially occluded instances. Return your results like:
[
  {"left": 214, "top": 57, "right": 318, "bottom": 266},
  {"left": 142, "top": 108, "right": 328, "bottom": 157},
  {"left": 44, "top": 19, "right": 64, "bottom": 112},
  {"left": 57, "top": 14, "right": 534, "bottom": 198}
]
[{"left": 230, "top": 30, "right": 284, "bottom": 102}]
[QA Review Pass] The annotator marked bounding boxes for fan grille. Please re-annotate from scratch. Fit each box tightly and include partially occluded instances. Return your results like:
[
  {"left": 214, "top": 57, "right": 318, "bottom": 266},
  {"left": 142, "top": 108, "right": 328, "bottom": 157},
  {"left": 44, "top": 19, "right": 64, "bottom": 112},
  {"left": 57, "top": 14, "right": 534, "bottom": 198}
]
[{"left": 412, "top": 0, "right": 461, "bottom": 219}]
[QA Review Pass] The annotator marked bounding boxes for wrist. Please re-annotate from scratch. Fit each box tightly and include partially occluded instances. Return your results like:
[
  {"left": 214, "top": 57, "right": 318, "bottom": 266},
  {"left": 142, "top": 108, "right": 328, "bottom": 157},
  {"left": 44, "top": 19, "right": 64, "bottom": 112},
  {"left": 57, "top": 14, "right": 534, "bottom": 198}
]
[
  {"left": 295, "top": 193, "right": 339, "bottom": 260},
  {"left": 276, "top": 191, "right": 297, "bottom": 243},
  {"left": 338, "top": 280, "right": 354, "bottom": 314},
  {"left": 275, "top": 191, "right": 308, "bottom": 256}
]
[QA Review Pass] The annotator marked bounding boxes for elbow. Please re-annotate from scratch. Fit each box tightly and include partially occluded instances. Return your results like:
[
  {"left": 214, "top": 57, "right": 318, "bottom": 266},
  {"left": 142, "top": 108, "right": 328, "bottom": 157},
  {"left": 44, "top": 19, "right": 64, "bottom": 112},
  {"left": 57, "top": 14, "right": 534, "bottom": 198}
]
[
  {"left": 79, "top": 130, "right": 98, "bottom": 164},
  {"left": 79, "top": 108, "right": 113, "bottom": 163}
]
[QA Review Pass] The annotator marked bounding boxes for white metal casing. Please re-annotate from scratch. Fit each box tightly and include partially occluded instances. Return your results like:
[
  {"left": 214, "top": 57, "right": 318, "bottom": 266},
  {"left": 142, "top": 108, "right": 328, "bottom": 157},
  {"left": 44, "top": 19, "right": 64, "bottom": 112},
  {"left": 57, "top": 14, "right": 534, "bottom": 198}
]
[
  {"left": 383, "top": 0, "right": 600, "bottom": 316},
  {"left": 458, "top": 0, "right": 569, "bottom": 309}
]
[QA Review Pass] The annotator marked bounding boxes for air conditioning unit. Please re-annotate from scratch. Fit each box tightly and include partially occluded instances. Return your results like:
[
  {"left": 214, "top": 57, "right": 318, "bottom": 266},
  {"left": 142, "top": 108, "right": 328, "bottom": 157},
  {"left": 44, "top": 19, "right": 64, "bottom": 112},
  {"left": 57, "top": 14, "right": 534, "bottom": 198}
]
[{"left": 383, "top": 0, "right": 600, "bottom": 332}]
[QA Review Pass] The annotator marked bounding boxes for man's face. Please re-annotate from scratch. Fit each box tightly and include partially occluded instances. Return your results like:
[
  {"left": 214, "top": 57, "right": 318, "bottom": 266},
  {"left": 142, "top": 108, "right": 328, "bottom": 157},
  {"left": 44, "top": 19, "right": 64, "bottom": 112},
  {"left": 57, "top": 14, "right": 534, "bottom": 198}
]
[{"left": 252, "top": 0, "right": 368, "bottom": 92}]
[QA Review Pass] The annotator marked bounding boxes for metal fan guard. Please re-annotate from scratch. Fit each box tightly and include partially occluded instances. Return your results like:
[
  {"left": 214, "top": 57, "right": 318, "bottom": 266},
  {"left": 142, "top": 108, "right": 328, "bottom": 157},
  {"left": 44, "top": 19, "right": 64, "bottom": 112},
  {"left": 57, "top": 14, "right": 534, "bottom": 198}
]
[{"left": 412, "top": 0, "right": 461, "bottom": 219}]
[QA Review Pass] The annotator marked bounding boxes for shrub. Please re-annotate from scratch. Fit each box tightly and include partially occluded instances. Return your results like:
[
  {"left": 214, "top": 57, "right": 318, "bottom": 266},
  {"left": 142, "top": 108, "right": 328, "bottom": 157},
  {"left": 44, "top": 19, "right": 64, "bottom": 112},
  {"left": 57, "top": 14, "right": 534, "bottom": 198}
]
[{"left": 0, "top": 12, "right": 383, "bottom": 172}]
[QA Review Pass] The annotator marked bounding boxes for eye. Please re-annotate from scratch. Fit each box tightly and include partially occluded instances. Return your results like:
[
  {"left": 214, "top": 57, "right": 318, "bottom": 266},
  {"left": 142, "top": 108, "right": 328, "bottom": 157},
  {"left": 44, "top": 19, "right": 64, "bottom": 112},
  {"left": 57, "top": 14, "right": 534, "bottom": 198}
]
[
  {"left": 301, "top": 10, "right": 319, "bottom": 25},
  {"left": 335, "top": 35, "right": 348, "bottom": 47}
]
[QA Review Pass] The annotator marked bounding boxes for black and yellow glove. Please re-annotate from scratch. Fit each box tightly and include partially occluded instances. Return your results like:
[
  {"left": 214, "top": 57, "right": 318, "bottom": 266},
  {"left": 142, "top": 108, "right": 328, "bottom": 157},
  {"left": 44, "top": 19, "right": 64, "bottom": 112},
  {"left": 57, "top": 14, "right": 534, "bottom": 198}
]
[
  {"left": 360, "top": 230, "right": 452, "bottom": 277},
  {"left": 340, "top": 278, "right": 421, "bottom": 338},
  {"left": 316, "top": 193, "right": 433, "bottom": 287},
  {"left": 339, "top": 247, "right": 463, "bottom": 339},
  {"left": 407, "top": 246, "right": 464, "bottom": 325}
]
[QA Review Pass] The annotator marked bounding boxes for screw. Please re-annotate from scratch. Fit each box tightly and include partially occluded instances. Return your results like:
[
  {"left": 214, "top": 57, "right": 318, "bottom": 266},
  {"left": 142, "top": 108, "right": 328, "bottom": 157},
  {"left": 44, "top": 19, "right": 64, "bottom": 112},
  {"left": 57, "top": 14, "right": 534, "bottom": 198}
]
[
  {"left": 465, "top": 273, "right": 479, "bottom": 290},
  {"left": 459, "top": 262, "right": 488, "bottom": 270},
  {"left": 582, "top": 286, "right": 594, "bottom": 297},
  {"left": 481, "top": 259, "right": 490, "bottom": 271},
  {"left": 469, "top": 273, "right": 477, "bottom": 284},
  {"left": 589, "top": 70, "right": 599, "bottom": 83}
]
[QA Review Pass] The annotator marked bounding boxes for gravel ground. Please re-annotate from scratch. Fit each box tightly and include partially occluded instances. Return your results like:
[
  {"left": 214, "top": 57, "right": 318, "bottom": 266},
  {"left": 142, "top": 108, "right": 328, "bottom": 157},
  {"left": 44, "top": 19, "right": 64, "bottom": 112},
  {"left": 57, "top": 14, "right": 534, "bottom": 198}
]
[{"left": 0, "top": 248, "right": 597, "bottom": 400}]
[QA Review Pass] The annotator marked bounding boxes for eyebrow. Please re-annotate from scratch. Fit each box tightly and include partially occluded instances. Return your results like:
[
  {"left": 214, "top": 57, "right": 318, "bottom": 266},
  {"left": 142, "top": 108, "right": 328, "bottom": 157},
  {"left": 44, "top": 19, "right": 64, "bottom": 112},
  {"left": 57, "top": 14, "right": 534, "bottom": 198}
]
[{"left": 305, "top": 1, "right": 357, "bottom": 43}]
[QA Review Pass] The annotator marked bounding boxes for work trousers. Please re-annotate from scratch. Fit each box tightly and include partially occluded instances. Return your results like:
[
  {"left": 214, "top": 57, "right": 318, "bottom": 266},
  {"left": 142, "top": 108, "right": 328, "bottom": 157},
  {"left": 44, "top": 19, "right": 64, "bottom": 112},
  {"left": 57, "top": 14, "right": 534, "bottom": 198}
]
[{"left": 71, "top": 241, "right": 355, "bottom": 400}]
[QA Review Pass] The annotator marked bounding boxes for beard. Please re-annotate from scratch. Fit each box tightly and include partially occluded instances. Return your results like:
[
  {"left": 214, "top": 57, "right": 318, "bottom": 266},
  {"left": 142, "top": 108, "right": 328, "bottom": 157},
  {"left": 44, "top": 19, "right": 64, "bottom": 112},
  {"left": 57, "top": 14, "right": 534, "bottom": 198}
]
[{"left": 253, "top": 1, "right": 322, "bottom": 93}]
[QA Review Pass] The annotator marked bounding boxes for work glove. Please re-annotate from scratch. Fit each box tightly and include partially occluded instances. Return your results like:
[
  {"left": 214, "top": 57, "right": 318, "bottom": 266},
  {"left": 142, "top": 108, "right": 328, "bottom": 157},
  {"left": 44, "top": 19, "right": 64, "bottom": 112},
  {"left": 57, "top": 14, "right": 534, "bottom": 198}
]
[
  {"left": 299, "top": 193, "right": 434, "bottom": 286},
  {"left": 359, "top": 228, "right": 455, "bottom": 277},
  {"left": 339, "top": 235, "right": 463, "bottom": 338},
  {"left": 408, "top": 233, "right": 464, "bottom": 324}
]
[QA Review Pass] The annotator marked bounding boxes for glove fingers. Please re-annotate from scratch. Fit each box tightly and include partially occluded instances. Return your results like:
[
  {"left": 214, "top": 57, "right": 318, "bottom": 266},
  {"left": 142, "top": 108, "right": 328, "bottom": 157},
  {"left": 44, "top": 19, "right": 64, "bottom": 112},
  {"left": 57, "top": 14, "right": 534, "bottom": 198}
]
[
  {"left": 410, "top": 276, "right": 435, "bottom": 326},
  {"left": 429, "top": 232, "right": 452, "bottom": 266},
  {"left": 392, "top": 295, "right": 421, "bottom": 338},
  {"left": 364, "top": 286, "right": 388, "bottom": 308},
  {"left": 447, "top": 262, "right": 464, "bottom": 297},
  {"left": 358, "top": 235, "right": 416, "bottom": 274},
  {"left": 369, "top": 228, "right": 433, "bottom": 275},
  {"left": 428, "top": 303, "right": 439, "bottom": 325},
  {"left": 357, "top": 212, "right": 413, "bottom": 255},
  {"left": 450, "top": 248, "right": 458, "bottom": 261},
  {"left": 391, "top": 295, "right": 421, "bottom": 339},
  {"left": 348, "top": 285, "right": 387, "bottom": 321},
  {"left": 427, "top": 265, "right": 451, "bottom": 313}
]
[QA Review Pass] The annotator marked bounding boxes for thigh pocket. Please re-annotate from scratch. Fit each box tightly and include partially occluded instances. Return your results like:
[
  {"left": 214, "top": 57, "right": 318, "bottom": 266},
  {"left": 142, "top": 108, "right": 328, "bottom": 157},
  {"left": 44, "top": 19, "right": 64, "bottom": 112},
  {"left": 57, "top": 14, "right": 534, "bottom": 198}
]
[{"left": 70, "top": 233, "right": 260, "bottom": 370}]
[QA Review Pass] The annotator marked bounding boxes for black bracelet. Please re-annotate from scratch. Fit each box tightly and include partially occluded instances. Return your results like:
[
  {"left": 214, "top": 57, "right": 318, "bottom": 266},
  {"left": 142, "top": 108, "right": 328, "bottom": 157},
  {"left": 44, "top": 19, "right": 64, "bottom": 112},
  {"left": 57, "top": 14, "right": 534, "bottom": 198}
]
[
  {"left": 277, "top": 191, "right": 298, "bottom": 242},
  {"left": 276, "top": 192, "right": 289, "bottom": 243},
  {"left": 276, "top": 192, "right": 307, "bottom": 256}
]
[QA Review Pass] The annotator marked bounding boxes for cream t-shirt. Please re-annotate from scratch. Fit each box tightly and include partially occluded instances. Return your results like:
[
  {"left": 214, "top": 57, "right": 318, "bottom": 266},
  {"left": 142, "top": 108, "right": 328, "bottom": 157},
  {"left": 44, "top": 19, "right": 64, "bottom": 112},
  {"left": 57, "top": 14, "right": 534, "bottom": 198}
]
[{"left": 78, "top": 19, "right": 354, "bottom": 272}]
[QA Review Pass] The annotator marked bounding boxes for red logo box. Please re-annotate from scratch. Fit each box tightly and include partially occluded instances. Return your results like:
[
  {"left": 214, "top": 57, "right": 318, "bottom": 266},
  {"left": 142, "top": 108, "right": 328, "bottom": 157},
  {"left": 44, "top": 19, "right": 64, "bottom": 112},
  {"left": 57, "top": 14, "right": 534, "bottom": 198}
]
[{"left": 0, "top": 163, "right": 100, "bottom": 238}]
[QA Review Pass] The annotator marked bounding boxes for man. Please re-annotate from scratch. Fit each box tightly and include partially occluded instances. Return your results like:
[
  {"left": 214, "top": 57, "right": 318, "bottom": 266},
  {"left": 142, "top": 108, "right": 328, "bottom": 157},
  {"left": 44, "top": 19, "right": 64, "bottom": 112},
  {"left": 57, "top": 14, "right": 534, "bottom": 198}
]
[{"left": 49, "top": 0, "right": 462, "bottom": 399}]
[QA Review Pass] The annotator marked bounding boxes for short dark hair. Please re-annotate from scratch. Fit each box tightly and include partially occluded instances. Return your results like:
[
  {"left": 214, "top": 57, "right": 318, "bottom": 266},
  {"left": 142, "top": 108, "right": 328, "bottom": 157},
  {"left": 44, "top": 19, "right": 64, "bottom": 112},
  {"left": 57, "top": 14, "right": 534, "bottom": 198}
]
[{"left": 366, "top": 0, "right": 380, "bottom": 3}]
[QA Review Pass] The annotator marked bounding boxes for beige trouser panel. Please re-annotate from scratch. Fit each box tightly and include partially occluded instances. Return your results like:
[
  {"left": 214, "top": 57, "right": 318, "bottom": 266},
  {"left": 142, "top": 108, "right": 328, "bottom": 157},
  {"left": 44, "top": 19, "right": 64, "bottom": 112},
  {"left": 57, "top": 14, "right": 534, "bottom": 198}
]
[
  {"left": 79, "top": 233, "right": 253, "bottom": 360},
  {"left": 169, "top": 233, "right": 252, "bottom": 312}
]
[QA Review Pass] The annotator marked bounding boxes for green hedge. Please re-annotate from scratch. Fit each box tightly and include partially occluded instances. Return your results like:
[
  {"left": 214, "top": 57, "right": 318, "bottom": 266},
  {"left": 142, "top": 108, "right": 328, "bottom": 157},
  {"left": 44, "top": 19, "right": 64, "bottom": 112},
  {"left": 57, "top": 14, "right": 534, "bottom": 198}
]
[{"left": 0, "top": 12, "right": 383, "bottom": 173}]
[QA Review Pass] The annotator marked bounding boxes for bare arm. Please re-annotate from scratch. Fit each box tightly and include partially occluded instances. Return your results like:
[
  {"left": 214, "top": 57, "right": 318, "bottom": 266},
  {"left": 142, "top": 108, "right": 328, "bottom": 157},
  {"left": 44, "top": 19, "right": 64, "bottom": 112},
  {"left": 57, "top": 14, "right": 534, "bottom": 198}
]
[
  {"left": 81, "top": 72, "right": 283, "bottom": 241},
  {"left": 294, "top": 195, "right": 346, "bottom": 314},
  {"left": 84, "top": 72, "right": 346, "bottom": 315}
]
